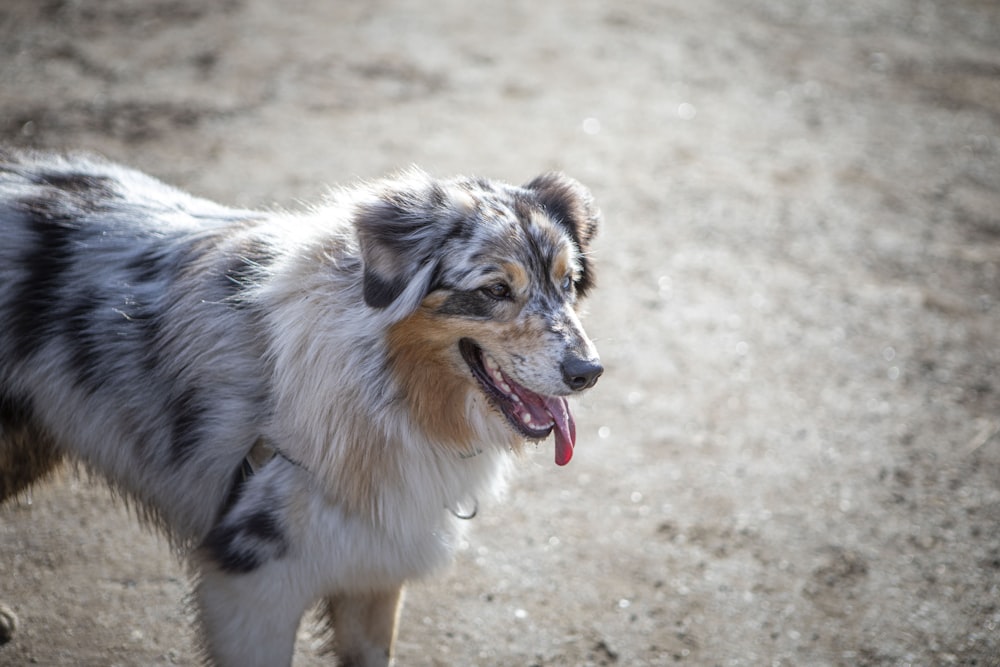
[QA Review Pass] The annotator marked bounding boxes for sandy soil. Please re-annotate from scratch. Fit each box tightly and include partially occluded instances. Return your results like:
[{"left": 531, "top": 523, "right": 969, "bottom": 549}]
[{"left": 2, "top": 0, "right": 1000, "bottom": 665}]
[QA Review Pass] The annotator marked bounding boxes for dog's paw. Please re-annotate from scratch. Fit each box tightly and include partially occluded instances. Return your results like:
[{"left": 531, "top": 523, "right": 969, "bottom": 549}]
[{"left": 0, "top": 604, "right": 17, "bottom": 645}]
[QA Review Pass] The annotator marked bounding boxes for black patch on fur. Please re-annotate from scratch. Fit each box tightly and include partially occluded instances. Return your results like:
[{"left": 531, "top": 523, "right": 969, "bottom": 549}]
[
  {"left": 427, "top": 182, "right": 447, "bottom": 209},
  {"left": 126, "top": 246, "right": 179, "bottom": 285},
  {"left": 113, "top": 297, "right": 164, "bottom": 377},
  {"left": 524, "top": 219, "right": 555, "bottom": 286},
  {"left": 11, "top": 201, "right": 80, "bottom": 361},
  {"left": 426, "top": 261, "right": 446, "bottom": 295},
  {"left": 469, "top": 177, "right": 496, "bottom": 194},
  {"left": 202, "top": 508, "right": 288, "bottom": 574},
  {"left": 168, "top": 386, "right": 208, "bottom": 465},
  {"left": 512, "top": 196, "right": 537, "bottom": 226},
  {"left": 0, "top": 391, "right": 32, "bottom": 429},
  {"left": 63, "top": 292, "right": 108, "bottom": 392},
  {"left": 223, "top": 242, "right": 276, "bottom": 299},
  {"left": 242, "top": 508, "right": 285, "bottom": 544},
  {"left": 443, "top": 215, "right": 474, "bottom": 243},
  {"left": 362, "top": 269, "right": 407, "bottom": 309},
  {"left": 357, "top": 198, "right": 420, "bottom": 254},
  {"left": 203, "top": 525, "right": 261, "bottom": 573},
  {"left": 437, "top": 290, "right": 494, "bottom": 319},
  {"left": 33, "top": 172, "right": 116, "bottom": 203}
]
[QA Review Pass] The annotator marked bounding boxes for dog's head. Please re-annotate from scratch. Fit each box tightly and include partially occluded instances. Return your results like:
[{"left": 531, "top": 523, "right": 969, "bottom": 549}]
[{"left": 356, "top": 170, "right": 603, "bottom": 465}]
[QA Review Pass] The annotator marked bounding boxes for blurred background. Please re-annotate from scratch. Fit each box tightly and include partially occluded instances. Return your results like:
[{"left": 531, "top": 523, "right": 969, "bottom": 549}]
[{"left": 1, "top": 1, "right": 999, "bottom": 665}]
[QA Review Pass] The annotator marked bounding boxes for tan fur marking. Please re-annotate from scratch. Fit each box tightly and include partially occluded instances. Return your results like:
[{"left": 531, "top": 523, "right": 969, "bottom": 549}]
[
  {"left": 326, "top": 414, "right": 403, "bottom": 519},
  {"left": 501, "top": 261, "right": 529, "bottom": 294},
  {"left": 387, "top": 309, "right": 476, "bottom": 449},
  {"left": 0, "top": 421, "right": 64, "bottom": 501},
  {"left": 322, "top": 587, "right": 404, "bottom": 663},
  {"left": 552, "top": 247, "right": 572, "bottom": 284}
]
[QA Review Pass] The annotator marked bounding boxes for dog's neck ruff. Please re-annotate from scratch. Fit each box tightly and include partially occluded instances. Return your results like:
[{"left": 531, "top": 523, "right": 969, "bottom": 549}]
[{"left": 234, "top": 440, "right": 481, "bottom": 521}]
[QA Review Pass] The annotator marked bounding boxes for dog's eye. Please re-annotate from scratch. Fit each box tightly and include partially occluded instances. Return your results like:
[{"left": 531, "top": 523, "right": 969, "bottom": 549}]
[
  {"left": 561, "top": 275, "right": 574, "bottom": 292},
  {"left": 482, "top": 282, "right": 512, "bottom": 300}
]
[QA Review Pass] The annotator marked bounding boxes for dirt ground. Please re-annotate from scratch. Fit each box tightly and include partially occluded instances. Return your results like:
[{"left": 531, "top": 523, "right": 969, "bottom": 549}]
[{"left": 1, "top": 0, "right": 999, "bottom": 665}]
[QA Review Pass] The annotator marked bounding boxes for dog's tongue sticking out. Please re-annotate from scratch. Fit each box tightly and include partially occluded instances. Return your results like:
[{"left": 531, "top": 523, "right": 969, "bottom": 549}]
[
  {"left": 544, "top": 396, "right": 577, "bottom": 466},
  {"left": 516, "top": 390, "right": 577, "bottom": 465}
]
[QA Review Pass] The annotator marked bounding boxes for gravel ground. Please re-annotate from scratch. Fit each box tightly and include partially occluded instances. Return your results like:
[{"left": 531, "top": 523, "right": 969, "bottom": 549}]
[{"left": 1, "top": 1, "right": 999, "bottom": 665}]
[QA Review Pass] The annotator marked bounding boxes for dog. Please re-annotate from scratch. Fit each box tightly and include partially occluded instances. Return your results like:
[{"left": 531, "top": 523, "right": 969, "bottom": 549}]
[{"left": 0, "top": 149, "right": 603, "bottom": 666}]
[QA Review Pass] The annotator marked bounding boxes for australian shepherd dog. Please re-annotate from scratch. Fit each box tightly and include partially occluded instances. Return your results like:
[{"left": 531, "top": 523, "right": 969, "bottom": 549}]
[{"left": 0, "top": 149, "right": 603, "bottom": 666}]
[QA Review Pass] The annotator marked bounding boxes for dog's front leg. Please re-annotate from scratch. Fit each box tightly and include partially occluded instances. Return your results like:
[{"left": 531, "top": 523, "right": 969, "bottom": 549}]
[
  {"left": 193, "top": 458, "right": 315, "bottom": 667},
  {"left": 322, "top": 586, "right": 404, "bottom": 667},
  {"left": 194, "top": 560, "right": 310, "bottom": 667}
]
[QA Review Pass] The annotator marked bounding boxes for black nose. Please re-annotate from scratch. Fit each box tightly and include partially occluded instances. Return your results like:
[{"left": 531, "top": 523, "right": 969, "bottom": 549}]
[{"left": 561, "top": 356, "right": 604, "bottom": 392}]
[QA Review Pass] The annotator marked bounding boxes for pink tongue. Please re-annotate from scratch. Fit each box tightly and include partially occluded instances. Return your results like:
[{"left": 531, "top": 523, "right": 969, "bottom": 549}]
[
  {"left": 500, "top": 367, "right": 578, "bottom": 465},
  {"left": 543, "top": 396, "right": 576, "bottom": 466},
  {"left": 514, "top": 390, "right": 578, "bottom": 465}
]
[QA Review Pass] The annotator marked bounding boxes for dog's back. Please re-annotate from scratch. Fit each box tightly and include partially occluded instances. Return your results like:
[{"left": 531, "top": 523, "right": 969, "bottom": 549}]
[{"left": 0, "top": 150, "right": 270, "bottom": 541}]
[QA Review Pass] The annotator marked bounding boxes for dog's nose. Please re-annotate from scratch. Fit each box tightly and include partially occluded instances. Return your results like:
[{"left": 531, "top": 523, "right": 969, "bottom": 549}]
[{"left": 561, "top": 356, "right": 604, "bottom": 392}]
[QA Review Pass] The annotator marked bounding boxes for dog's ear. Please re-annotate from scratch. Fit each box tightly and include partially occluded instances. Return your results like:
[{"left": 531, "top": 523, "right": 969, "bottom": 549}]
[
  {"left": 355, "top": 177, "right": 456, "bottom": 316},
  {"left": 523, "top": 172, "right": 600, "bottom": 297}
]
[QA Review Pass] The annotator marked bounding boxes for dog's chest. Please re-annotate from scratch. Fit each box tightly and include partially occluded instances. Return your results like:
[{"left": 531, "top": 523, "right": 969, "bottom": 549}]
[{"left": 292, "top": 449, "right": 506, "bottom": 589}]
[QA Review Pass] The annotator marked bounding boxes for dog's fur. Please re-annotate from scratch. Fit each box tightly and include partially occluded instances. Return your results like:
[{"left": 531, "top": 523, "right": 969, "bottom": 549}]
[{"left": 0, "top": 149, "right": 602, "bottom": 666}]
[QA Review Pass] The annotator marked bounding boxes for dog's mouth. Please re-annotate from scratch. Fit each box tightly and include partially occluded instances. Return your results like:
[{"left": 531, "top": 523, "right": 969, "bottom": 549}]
[{"left": 459, "top": 338, "right": 576, "bottom": 465}]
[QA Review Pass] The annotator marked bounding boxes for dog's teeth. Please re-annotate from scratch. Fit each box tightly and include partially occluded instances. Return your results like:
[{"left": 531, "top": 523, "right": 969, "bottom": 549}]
[
  {"left": 484, "top": 355, "right": 499, "bottom": 370},
  {"left": 511, "top": 394, "right": 522, "bottom": 403},
  {"left": 522, "top": 413, "right": 533, "bottom": 425},
  {"left": 499, "top": 381, "right": 512, "bottom": 394}
]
